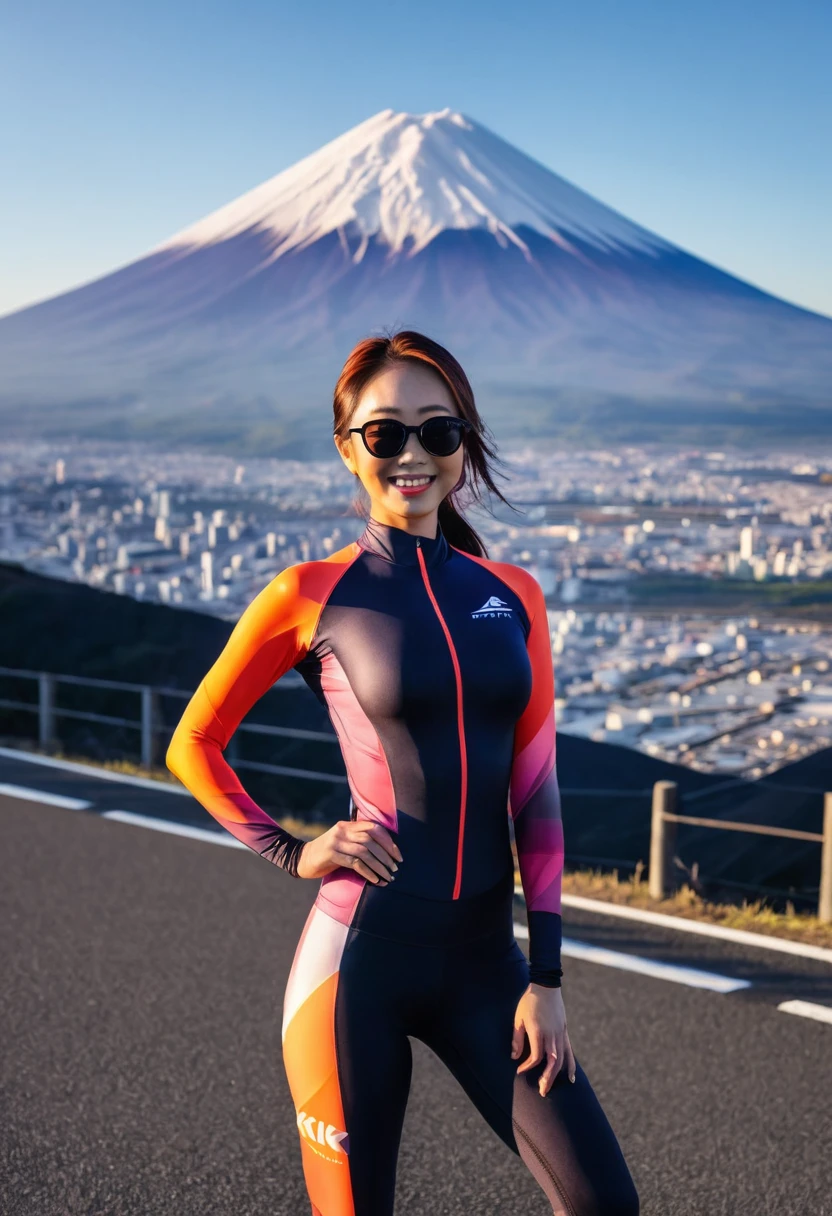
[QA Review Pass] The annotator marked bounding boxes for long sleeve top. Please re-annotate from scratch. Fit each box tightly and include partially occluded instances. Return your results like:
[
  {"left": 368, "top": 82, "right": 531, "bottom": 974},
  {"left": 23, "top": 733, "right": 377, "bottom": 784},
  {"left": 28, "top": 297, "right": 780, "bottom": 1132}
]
[{"left": 166, "top": 514, "right": 565, "bottom": 985}]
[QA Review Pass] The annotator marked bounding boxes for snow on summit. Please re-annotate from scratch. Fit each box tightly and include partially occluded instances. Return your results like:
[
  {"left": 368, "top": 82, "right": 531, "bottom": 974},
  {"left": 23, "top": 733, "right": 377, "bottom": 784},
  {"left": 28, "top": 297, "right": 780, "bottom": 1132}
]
[{"left": 152, "top": 107, "right": 673, "bottom": 261}]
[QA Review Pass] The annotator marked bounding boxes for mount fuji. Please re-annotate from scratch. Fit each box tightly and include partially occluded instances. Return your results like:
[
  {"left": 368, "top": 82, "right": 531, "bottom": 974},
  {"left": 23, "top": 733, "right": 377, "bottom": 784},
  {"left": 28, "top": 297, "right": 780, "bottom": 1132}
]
[{"left": 1, "top": 107, "right": 830, "bottom": 453}]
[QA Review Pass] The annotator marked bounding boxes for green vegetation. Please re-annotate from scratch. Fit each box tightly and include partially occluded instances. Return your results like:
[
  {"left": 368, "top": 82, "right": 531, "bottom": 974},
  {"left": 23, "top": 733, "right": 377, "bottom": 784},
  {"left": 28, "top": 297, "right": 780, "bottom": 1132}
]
[{"left": 627, "top": 574, "right": 832, "bottom": 619}]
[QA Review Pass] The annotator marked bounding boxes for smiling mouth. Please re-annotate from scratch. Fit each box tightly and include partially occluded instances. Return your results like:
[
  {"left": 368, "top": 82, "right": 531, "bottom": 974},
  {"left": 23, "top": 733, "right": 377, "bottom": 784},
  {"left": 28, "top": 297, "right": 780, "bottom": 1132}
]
[{"left": 388, "top": 475, "right": 436, "bottom": 487}]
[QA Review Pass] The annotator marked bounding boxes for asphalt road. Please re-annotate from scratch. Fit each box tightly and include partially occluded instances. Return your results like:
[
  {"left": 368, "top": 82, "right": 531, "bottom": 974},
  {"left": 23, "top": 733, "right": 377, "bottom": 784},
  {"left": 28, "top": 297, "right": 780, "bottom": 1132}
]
[{"left": 1, "top": 750, "right": 831, "bottom": 1216}]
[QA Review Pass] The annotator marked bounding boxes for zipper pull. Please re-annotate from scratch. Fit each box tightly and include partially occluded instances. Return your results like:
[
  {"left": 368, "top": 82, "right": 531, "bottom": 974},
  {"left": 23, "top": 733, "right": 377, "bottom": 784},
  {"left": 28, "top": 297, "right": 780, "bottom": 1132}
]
[{"left": 416, "top": 538, "right": 421, "bottom": 548}]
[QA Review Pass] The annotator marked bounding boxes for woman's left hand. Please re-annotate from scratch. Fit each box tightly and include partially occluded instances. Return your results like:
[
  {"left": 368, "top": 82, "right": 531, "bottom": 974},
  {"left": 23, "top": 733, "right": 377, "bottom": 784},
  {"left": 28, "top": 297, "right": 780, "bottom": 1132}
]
[{"left": 512, "top": 984, "right": 576, "bottom": 1096}]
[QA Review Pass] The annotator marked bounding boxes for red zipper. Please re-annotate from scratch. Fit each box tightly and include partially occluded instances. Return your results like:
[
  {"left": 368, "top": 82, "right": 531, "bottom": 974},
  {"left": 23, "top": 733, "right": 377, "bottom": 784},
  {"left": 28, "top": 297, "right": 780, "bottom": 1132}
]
[{"left": 415, "top": 537, "right": 468, "bottom": 900}]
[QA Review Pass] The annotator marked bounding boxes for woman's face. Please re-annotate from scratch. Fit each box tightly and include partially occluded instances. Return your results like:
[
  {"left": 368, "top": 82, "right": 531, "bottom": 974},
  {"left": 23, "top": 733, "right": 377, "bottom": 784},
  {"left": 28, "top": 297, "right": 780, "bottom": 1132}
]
[{"left": 334, "top": 361, "right": 466, "bottom": 536}]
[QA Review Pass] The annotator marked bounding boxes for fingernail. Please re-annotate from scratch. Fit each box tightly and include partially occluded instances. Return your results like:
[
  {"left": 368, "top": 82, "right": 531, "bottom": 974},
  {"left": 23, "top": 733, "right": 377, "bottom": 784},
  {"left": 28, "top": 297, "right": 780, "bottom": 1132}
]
[{"left": 570, "top": 1074, "right": 575, "bottom": 1083}]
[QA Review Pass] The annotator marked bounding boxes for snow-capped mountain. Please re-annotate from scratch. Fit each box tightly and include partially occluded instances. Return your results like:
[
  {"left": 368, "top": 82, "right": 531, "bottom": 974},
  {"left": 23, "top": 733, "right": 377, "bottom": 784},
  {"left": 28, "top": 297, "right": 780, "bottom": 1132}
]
[
  {"left": 1, "top": 107, "right": 830, "bottom": 449},
  {"left": 151, "top": 106, "right": 672, "bottom": 261}
]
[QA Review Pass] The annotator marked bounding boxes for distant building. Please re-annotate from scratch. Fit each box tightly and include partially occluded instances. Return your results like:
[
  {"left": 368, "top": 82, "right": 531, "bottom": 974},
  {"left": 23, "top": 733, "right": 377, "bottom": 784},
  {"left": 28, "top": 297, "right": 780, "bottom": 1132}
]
[
  {"left": 739, "top": 526, "right": 754, "bottom": 561},
  {"left": 208, "top": 522, "right": 230, "bottom": 547},
  {"left": 200, "top": 550, "right": 213, "bottom": 597}
]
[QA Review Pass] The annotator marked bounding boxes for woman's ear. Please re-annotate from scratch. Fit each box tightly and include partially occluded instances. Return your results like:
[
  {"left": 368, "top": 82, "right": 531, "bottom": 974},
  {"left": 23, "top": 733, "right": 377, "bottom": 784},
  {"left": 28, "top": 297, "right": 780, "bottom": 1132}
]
[{"left": 333, "top": 432, "right": 355, "bottom": 475}]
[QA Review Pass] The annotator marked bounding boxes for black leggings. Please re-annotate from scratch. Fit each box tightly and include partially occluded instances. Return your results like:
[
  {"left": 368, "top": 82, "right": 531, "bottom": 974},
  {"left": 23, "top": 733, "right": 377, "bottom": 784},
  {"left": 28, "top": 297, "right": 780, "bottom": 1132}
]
[{"left": 281, "top": 869, "right": 639, "bottom": 1215}]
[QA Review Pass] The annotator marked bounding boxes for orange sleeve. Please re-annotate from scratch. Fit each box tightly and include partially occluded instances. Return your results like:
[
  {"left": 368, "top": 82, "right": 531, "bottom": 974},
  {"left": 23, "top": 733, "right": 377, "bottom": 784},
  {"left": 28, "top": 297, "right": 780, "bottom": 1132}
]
[{"left": 165, "top": 564, "right": 312, "bottom": 874}]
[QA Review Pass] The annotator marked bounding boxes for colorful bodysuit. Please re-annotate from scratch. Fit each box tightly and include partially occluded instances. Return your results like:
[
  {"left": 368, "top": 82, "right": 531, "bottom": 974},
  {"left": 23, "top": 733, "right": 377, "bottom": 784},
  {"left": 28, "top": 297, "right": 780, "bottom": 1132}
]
[{"left": 166, "top": 516, "right": 639, "bottom": 1216}]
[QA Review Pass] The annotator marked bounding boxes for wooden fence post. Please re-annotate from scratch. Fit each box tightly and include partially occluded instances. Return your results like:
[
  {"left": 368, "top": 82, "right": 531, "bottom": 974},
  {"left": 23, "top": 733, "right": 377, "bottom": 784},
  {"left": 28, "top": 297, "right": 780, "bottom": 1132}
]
[
  {"left": 819, "top": 793, "right": 832, "bottom": 924},
  {"left": 649, "top": 780, "right": 678, "bottom": 899}
]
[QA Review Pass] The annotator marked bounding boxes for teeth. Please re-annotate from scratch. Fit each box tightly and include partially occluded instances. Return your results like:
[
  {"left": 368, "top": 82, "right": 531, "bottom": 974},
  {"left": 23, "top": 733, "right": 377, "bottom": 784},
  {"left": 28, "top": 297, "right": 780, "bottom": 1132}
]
[{"left": 392, "top": 477, "right": 432, "bottom": 487}]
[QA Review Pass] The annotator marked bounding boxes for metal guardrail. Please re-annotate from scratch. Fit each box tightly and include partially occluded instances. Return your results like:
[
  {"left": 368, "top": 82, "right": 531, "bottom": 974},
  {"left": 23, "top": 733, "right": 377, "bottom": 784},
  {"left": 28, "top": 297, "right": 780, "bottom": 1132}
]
[
  {"left": 0, "top": 667, "right": 651, "bottom": 797},
  {"left": 0, "top": 665, "right": 344, "bottom": 780},
  {"left": 1, "top": 666, "right": 830, "bottom": 919},
  {"left": 649, "top": 780, "right": 832, "bottom": 923}
]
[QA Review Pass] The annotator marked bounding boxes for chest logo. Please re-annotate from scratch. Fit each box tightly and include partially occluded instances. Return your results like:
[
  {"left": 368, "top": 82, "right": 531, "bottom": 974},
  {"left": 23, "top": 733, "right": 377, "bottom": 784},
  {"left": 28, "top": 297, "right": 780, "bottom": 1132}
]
[{"left": 471, "top": 595, "right": 513, "bottom": 619}]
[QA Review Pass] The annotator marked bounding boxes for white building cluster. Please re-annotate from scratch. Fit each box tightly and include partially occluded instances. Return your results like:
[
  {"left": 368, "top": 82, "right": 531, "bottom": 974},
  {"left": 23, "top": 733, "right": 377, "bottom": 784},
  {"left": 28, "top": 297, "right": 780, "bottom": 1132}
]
[
  {"left": 547, "top": 608, "right": 832, "bottom": 777},
  {"left": 1, "top": 437, "right": 831, "bottom": 776}
]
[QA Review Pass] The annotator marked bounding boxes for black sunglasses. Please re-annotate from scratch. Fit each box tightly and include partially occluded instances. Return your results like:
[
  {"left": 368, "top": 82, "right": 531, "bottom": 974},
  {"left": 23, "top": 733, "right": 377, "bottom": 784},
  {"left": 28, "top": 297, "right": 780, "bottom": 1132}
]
[{"left": 347, "top": 416, "right": 473, "bottom": 459}]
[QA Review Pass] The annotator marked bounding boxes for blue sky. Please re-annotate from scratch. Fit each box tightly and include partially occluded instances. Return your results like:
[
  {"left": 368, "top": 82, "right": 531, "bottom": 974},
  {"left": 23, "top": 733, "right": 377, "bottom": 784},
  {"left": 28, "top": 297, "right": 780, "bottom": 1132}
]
[{"left": 2, "top": 0, "right": 830, "bottom": 319}]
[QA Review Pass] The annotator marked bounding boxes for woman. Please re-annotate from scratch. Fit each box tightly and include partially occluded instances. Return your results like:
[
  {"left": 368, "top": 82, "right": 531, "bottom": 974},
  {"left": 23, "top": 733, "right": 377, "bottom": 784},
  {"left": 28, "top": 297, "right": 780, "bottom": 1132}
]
[{"left": 166, "top": 330, "right": 639, "bottom": 1216}]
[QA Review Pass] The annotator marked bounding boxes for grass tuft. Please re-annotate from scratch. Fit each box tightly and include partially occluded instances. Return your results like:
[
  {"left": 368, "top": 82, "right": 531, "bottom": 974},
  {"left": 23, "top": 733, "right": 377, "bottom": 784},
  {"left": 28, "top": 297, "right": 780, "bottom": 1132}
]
[{"left": 540, "top": 858, "right": 832, "bottom": 950}]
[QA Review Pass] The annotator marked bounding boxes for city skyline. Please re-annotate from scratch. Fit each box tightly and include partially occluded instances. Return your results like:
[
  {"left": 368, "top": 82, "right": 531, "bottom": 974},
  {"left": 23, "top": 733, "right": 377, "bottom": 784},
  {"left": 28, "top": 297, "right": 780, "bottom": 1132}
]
[{"left": 3, "top": 435, "right": 832, "bottom": 781}]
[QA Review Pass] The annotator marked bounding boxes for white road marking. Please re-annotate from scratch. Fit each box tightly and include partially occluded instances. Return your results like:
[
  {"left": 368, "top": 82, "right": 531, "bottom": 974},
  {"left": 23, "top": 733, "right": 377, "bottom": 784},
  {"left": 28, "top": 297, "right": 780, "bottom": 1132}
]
[
  {"left": 512, "top": 922, "right": 751, "bottom": 993},
  {"left": 777, "top": 999, "right": 832, "bottom": 1025},
  {"left": 0, "top": 782, "right": 92, "bottom": 810},
  {"left": 102, "top": 809, "right": 247, "bottom": 848},
  {"left": 0, "top": 746, "right": 190, "bottom": 795},
  {"left": 514, "top": 884, "right": 832, "bottom": 966}
]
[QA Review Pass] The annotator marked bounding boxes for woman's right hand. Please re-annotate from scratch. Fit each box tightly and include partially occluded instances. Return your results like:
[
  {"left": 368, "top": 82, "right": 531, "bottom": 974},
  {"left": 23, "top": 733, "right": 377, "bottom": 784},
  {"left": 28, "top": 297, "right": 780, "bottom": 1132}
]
[{"left": 296, "top": 820, "right": 403, "bottom": 885}]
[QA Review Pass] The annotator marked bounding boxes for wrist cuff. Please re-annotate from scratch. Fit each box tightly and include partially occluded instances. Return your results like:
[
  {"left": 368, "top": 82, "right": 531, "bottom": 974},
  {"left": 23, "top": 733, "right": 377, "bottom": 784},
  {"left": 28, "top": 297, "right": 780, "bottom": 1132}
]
[{"left": 528, "top": 967, "right": 563, "bottom": 988}]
